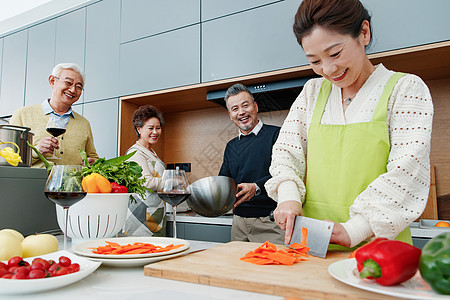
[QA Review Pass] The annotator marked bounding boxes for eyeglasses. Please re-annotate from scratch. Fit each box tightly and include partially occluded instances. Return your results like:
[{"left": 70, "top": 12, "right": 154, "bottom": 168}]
[{"left": 54, "top": 76, "right": 84, "bottom": 93}]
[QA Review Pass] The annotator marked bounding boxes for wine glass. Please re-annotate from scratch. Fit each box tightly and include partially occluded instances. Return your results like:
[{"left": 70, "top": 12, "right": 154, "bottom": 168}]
[
  {"left": 44, "top": 165, "right": 86, "bottom": 249},
  {"left": 45, "top": 115, "right": 67, "bottom": 159},
  {"left": 157, "top": 167, "right": 190, "bottom": 238}
]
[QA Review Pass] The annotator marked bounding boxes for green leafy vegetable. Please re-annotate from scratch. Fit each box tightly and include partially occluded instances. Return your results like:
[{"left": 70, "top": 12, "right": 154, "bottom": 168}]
[
  {"left": 26, "top": 141, "right": 54, "bottom": 173},
  {"left": 80, "top": 150, "right": 150, "bottom": 201}
]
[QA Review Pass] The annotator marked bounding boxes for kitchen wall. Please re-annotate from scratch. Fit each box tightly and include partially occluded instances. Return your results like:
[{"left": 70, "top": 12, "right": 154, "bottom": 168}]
[{"left": 0, "top": 0, "right": 449, "bottom": 195}]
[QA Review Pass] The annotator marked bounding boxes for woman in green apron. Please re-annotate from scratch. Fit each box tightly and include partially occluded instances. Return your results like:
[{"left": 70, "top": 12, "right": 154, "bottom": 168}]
[
  {"left": 265, "top": 0, "right": 433, "bottom": 250},
  {"left": 124, "top": 105, "right": 167, "bottom": 237}
]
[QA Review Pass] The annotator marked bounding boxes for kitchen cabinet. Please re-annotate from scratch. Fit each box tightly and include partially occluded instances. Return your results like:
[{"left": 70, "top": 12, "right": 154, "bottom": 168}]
[
  {"left": 362, "top": 0, "right": 450, "bottom": 54},
  {"left": 55, "top": 8, "right": 86, "bottom": 96},
  {"left": 82, "top": 98, "right": 119, "bottom": 159},
  {"left": 119, "top": 24, "right": 200, "bottom": 96},
  {"left": 0, "top": 38, "right": 3, "bottom": 101},
  {"left": 0, "top": 30, "right": 27, "bottom": 116},
  {"left": 201, "top": 0, "right": 279, "bottom": 22},
  {"left": 0, "top": 166, "right": 59, "bottom": 236},
  {"left": 167, "top": 219, "right": 232, "bottom": 243},
  {"left": 202, "top": 0, "right": 303, "bottom": 82},
  {"left": 120, "top": 0, "right": 200, "bottom": 44},
  {"left": 25, "top": 20, "right": 56, "bottom": 106},
  {"left": 84, "top": 0, "right": 121, "bottom": 103}
]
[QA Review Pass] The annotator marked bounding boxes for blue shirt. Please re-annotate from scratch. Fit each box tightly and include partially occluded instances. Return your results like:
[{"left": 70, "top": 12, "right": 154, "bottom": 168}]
[{"left": 41, "top": 99, "right": 74, "bottom": 128}]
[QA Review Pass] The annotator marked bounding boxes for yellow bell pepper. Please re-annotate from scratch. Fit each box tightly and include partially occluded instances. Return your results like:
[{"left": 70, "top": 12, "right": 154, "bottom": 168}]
[
  {"left": 81, "top": 173, "right": 112, "bottom": 193},
  {"left": 0, "top": 141, "right": 22, "bottom": 166}
]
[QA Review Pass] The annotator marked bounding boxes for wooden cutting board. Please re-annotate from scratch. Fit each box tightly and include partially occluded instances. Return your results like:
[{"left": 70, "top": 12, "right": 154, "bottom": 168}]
[{"left": 144, "top": 241, "right": 396, "bottom": 299}]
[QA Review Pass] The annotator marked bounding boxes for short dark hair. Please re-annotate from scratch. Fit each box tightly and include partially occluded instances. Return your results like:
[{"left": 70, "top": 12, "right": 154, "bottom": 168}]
[
  {"left": 293, "top": 0, "right": 372, "bottom": 47},
  {"left": 132, "top": 105, "right": 164, "bottom": 138},
  {"left": 224, "top": 83, "right": 254, "bottom": 109}
]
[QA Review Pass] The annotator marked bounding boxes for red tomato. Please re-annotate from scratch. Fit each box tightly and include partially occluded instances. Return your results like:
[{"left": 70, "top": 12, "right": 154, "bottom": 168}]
[
  {"left": 52, "top": 266, "right": 69, "bottom": 277},
  {"left": 2, "top": 274, "right": 13, "bottom": 279},
  {"left": 48, "top": 263, "right": 60, "bottom": 273},
  {"left": 28, "top": 269, "right": 46, "bottom": 279},
  {"left": 32, "top": 258, "right": 50, "bottom": 270},
  {"left": 68, "top": 263, "right": 80, "bottom": 273},
  {"left": 0, "top": 262, "right": 7, "bottom": 269},
  {"left": 13, "top": 266, "right": 29, "bottom": 276},
  {"left": 0, "top": 268, "right": 8, "bottom": 277},
  {"left": 7, "top": 256, "right": 24, "bottom": 268},
  {"left": 11, "top": 273, "right": 28, "bottom": 279},
  {"left": 8, "top": 266, "right": 19, "bottom": 274},
  {"left": 58, "top": 256, "right": 71, "bottom": 267},
  {"left": 31, "top": 261, "right": 45, "bottom": 271}
]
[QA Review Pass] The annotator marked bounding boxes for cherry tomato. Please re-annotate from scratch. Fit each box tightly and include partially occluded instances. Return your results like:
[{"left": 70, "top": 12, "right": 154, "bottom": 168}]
[
  {"left": 11, "top": 272, "right": 28, "bottom": 279},
  {"left": 52, "top": 266, "right": 69, "bottom": 277},
  {"left": 28, "top": 269, "right": 46, "bottom": 279},
  {"left": 0, "top": 262, "right": 7, "bottom": 269},
  {"left": 32, "top": 258, "right": 50, "bottom": 270},
  {"left": 31, "top": 261, "right": 45, "bottom": 270},
  {"left": 68, "top": 263, "right": 80, "bottom": 273},
  {"left": 58, "top": 256, "right": 71, "bottom": 267},
  {"left": 2, "top": 274, "right": 13, "bottom": 279},
  {"left": 7, "top": 256, "right": 24, "bottom": 268},
  {"left": 8, "top": 266, "right": 19, "bottom": 274},
  {"left": 48, "top": 263, "right": 60, "bottom": 273},
  {"left": 0, "top": 268, "right": 9, "bottom": 277},
  {"left": 13, "top": 266, "right": 29, "bottom": 277}
]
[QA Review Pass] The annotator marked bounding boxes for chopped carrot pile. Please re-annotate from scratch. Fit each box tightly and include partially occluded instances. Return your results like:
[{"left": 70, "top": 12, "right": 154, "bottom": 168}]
[
  {"left": 240, "top": 241, "right": 310, "bottom": 266},
  {"left": 90, "top": 241, "right": 184, "bottom": 255}
]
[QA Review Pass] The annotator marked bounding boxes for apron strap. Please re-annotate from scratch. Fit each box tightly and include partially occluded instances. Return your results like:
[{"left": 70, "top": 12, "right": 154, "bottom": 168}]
[
  {"left": 311, "top": 79, "right": 332, "bottom": 125},
  {"left": 372, "top": 72, "right": 406, "bottom": 122}
]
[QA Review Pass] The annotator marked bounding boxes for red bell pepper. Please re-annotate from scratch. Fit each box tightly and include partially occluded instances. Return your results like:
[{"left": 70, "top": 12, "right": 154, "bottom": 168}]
[
  {"left": 355, "top": 238, "right": 421, "bottom": 286},
  {"left": 110, "top": 182, "right": 128, "bottom": 193}
]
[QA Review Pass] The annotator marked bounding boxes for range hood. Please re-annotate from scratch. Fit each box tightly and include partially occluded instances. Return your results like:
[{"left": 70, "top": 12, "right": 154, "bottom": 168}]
[{"left": 206, "top": 77, "right": 315, "bottom": 112}]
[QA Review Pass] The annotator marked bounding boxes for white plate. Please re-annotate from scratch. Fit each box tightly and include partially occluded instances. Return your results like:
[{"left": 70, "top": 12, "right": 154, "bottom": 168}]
[
  {"left": 0, "top": 250, "right": 101, "bottom": 295},
  {"left": 85, "top": 248, "right": 190, "bottom": 267},
  {"left": 72, "top": 236, "right": 190, "bottom": 259},
  {"left": 328, "top": 258, "right": 448, "bottom": 299}
]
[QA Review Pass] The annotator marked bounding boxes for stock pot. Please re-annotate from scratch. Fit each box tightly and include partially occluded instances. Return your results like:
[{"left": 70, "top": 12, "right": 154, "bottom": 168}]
[{"left": 0, "top": 124, "right": 34, "bottom": 167}]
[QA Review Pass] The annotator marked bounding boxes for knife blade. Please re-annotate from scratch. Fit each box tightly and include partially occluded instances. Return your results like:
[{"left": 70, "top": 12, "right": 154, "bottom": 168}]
[{"left": 288, "top": 216, "right": 334, "bottom": 258}]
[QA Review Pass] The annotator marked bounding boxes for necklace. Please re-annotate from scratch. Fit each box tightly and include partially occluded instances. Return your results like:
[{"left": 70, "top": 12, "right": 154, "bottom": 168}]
[{"left": 343, "top": 98, "right": 352, "bottom": 105}]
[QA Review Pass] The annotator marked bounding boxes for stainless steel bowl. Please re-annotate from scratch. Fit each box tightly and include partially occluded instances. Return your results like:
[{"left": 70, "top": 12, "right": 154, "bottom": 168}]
[{"left": 186, "top": 176, "right": 236, "bottom": 217}]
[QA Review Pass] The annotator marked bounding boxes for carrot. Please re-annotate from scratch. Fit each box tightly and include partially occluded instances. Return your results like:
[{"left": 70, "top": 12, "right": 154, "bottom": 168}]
[
  {"left": 300, "top": 227, "right": 308, "bottom": 246},
  {"left": 89, "top": 242, "right": 184, "bottom": 255},
  {"left": 240, "top": 241, "right": 309, "bottom": 266}
]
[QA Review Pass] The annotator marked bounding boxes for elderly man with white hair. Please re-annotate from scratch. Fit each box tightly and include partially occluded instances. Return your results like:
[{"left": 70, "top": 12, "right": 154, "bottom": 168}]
[{"left": 10, "top": 62, "right": 99, "bottom": 168}]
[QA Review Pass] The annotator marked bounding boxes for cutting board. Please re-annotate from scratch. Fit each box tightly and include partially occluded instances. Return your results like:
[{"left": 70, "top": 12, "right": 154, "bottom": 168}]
[{"left": 144, "top": 241, "right": 396, "bottom": 299}]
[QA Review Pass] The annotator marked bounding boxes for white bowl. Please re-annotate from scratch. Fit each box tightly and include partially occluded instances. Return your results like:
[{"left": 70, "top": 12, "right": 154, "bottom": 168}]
[{"left": 56, "top": 193, "right": 132, "bottom": 241}]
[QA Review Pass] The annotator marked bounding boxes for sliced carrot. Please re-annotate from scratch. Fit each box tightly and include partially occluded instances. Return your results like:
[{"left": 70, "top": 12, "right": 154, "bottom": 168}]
[
  {"left": 89, "top": 242, "right": 185, "bottom": 255},
  {"left": 240, "top": 241, "right": 309, "bottom": 266}
]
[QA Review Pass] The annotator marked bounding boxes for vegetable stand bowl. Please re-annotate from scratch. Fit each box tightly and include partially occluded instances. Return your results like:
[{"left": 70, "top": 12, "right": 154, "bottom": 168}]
[
  {"left": 0, "top": 250, "right": 101, "bottom": 295},
  {"left": 56, "top": 193, "right": 132, "bottom": 242}
]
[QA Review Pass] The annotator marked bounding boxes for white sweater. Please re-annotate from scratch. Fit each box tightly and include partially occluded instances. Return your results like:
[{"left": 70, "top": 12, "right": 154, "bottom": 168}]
[{"left": 265, "top": 64, "right": 433, "bottom": 247}]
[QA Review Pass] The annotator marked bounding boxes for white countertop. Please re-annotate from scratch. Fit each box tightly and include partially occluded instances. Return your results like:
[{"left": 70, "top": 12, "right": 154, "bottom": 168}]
[{"left": 1, "top": 237, "right": 281, "bottom": 300}]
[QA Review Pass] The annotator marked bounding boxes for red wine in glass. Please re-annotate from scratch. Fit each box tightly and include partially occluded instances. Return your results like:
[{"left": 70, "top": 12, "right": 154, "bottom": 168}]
[
  {"left": 157, "top": 193, "right": 191, "bottom": 206},
  {"left": 46, "top": 127, "right": 66, "bottom": 137},
  {"left": 45, "top": 191, "right": 87, "bottom": 208}
]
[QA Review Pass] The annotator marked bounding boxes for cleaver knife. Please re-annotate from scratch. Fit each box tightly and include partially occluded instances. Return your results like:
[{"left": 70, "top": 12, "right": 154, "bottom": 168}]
[{"left": 288, "top": 216, "right": 334, "bottom": 258}]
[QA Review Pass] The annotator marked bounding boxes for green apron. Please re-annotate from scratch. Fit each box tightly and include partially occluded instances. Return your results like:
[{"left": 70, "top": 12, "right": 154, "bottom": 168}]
[{"left": 303, "top": 72, "right": 412, "bottom": 250}]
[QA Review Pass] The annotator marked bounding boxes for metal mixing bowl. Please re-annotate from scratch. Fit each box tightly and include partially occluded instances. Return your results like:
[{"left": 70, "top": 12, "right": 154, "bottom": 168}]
[{"left": 186, "top": 176, "right": 237, "bottom": 217}]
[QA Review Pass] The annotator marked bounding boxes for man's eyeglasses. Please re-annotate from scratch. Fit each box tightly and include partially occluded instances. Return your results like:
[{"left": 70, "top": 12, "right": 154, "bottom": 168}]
[{"left": 54, "top": 76, "right": 84, "bottom": 93}]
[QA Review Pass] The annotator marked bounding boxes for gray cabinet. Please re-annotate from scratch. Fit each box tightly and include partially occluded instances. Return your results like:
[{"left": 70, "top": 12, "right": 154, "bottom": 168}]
[
  {"left": 0, "top": 30, "right": 27, "bottom": 116},
  {"left": 25, "top": 20, "right": 56, "bottom": 106},
  {"left": 202, "top": 0, "right": 303, "bottom": 82},
  {"left": 55, "top": 8, "right": 86, "bottom": 73},
  {"left": 120, "top": 0, "right": 200, "bottom": 43},
  {"left": 0, "top": 38, "right": 3, "bottom": 107},
  {"left": 201, "top": 0, "right": 278, "bottom": 21},
  {"left": 82, "top": 98, "right": 118, "bottom": 159},
  {"left": 167, "top": 221, "right": 231, "bottom": 243},
  {"left": 120, "top": 24, "right": 200, "bottom": 96},
  {"left": 84, "top": 0, "right": 121, "bottom": 103},
  {"left": 363, "top": 0, "right": 450, "bottom": 54}
]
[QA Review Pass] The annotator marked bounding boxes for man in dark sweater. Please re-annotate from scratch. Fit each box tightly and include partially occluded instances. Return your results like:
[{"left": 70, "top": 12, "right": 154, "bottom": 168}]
[{"left": 219, "top": 83, "right": 284, "bottom": 244}]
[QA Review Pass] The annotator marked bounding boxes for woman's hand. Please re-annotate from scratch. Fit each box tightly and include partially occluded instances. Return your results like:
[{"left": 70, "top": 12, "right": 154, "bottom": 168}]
[
  {"left": 325, "top": 220, "right": 351, "bottom": 247},
  {"left": 274, "top": 200, "right": 302, "bottom": 244}
]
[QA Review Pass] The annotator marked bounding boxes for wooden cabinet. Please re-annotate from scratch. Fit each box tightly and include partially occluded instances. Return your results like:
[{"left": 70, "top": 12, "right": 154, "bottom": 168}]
[
  {"left": 119, "top": 24, "right": 200, "bottom": 96},
  {"left": 25, "top": 20, "right": 56, "bottom": 106},
  {"left": 0, "top": 30, "right": 27, "bottom": 116},
  {"left": 84, "top": 0, "right": 121, "bottom": 103},
  {"left": 202, "top": 0, "right": 303, "bottom": 82},
  {"left": 83, "top": 98, "right": 119, "bottom": 159},
  {"left": 120, "top": 0, "right": 200, "bottom": 43},
  {"left": 201, "top": 0, "right": 278, "bottom": 21}
]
